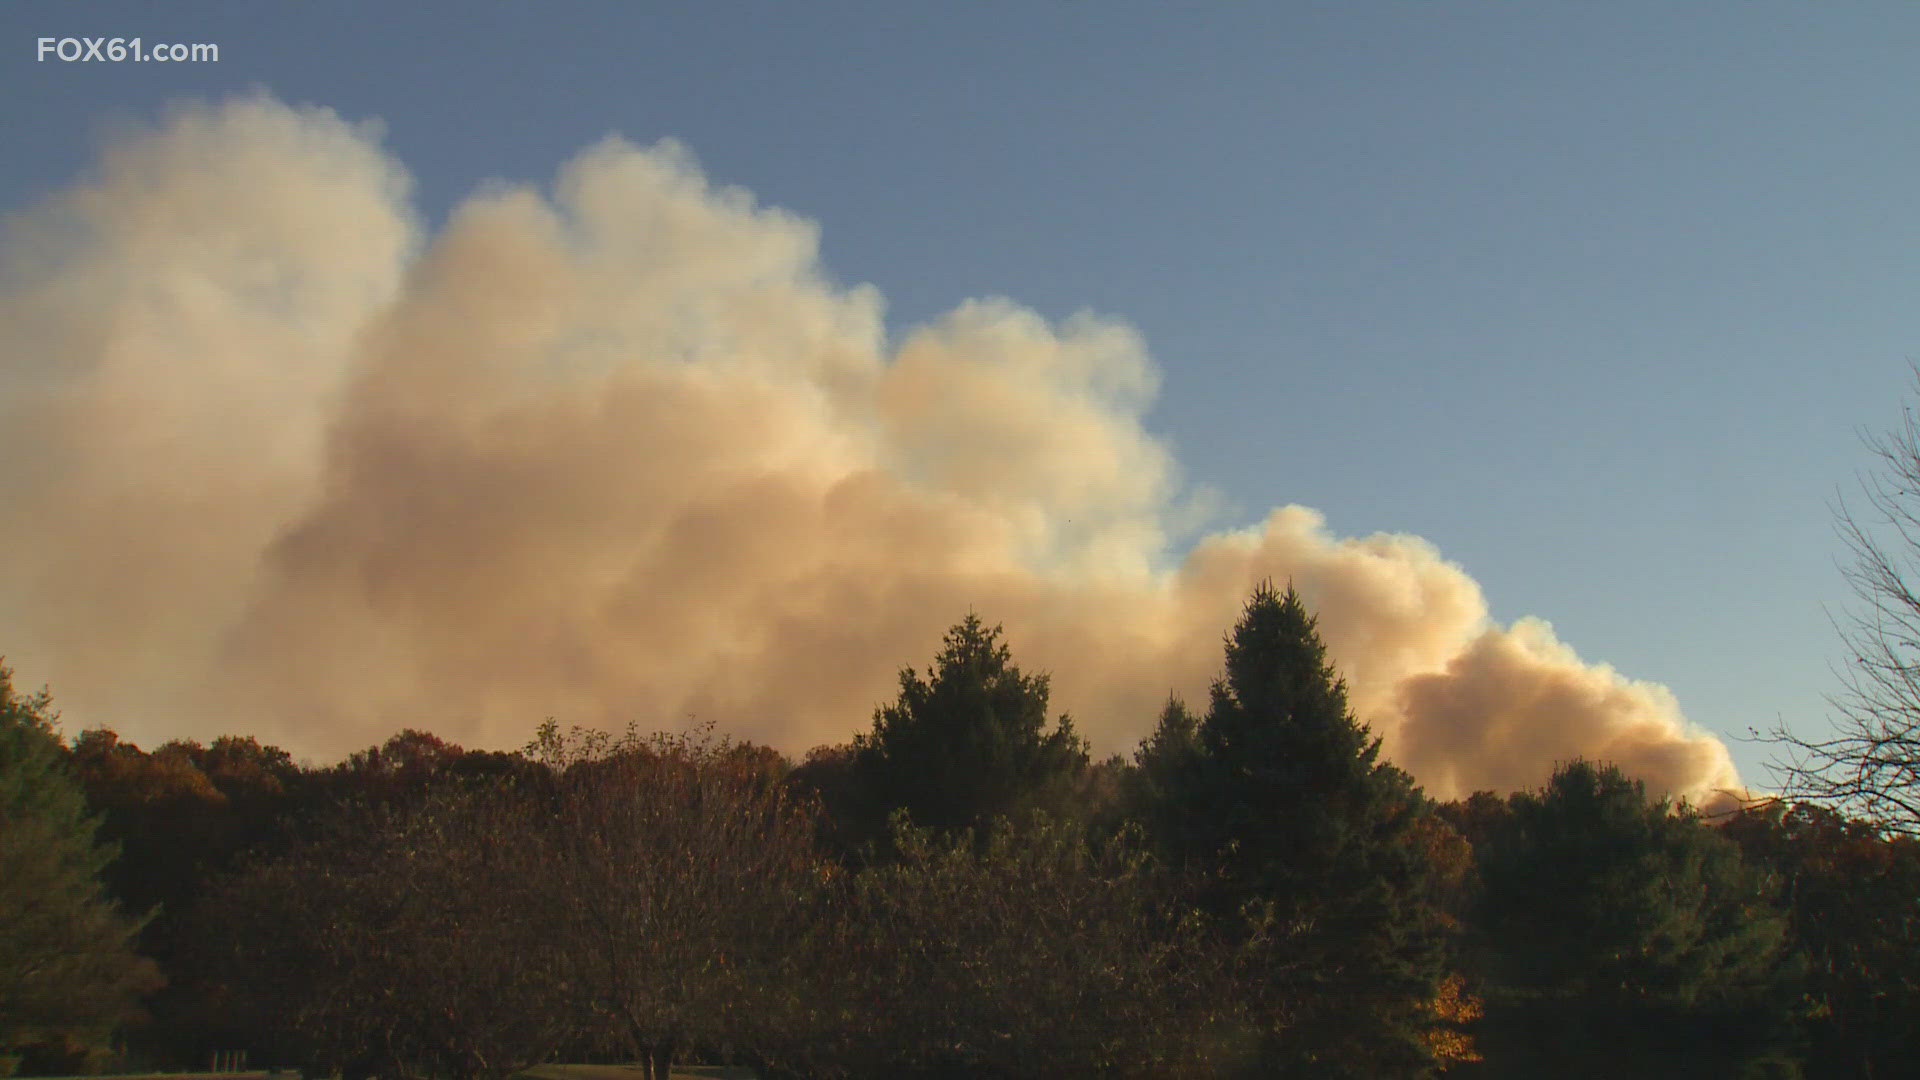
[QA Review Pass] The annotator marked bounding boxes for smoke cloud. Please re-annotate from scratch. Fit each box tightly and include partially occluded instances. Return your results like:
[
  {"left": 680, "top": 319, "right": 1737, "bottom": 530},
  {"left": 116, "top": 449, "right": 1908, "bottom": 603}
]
[{"left": 0, "top": 96, "right": 1741, "bottom": 803}]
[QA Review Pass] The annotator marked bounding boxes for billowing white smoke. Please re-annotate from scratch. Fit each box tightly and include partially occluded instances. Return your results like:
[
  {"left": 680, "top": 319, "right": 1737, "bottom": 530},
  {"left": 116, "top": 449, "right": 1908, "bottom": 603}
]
[{"left": 0, "top": 95, "right": 1741, "bottom": 804}]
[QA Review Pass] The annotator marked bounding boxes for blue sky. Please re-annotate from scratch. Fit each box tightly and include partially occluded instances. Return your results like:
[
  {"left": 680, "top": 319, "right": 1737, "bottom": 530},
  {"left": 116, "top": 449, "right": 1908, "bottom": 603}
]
[{"left": 6, "top": 2, "right": 1918, "bottom": 785}]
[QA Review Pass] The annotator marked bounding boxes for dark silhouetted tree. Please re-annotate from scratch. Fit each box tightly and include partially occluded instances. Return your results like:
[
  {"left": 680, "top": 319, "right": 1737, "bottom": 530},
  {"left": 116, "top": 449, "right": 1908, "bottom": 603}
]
[
  {"left": 194, "top": 735, "right": 301, "bottom": 804},
  {"left": 530, "top": 723, "right": 821, "bottom": 1080},
  {"left": 797, "top": 811, "right": 1246, "bottom": 1076},
  {"left": 1724, "top": 800, "right": 1920, "bottom": 1079},
  {"left": 1467, "top": 760, "right": 1799, "bottom": 1078},
  {"left": 64, "top": 728, "right": 317, "bottom": 1071},
  {"left": 197, "top": 774, "right": 574, "bottom": 1080},
  {"left": 1144, "top": 583, "right": 1455, "bottom": 1078},
  {"left": 848, "top": 614, "right": 1088, "bottom": 842},
  {"left": 67, "top": 731, "right": 230, "bottom": 924},
  {"left": 0, "top": 664, "right": 161, "bottom": 1075},
  {"left": 1127, "top": 695, "right": 1202, "bottom": 844}
]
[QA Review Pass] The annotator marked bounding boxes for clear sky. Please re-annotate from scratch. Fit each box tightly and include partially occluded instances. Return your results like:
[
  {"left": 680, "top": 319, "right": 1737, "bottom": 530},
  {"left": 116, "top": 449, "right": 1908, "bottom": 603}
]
[{"left": 5, "top": 1, "right": 1918, "bottom": 788}]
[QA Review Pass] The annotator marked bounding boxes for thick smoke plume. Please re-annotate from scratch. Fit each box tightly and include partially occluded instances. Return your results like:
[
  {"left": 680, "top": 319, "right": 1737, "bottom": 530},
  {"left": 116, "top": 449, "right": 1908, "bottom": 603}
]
[{"left": 0, "top": 96, "right": 1741, "bottom": 803}]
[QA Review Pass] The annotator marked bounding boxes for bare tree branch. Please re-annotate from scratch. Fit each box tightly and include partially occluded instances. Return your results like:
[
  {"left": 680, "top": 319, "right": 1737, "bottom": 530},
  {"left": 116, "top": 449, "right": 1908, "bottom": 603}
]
[{"left": 1769, "top": 370, "right": 1920, "bottom": 836}]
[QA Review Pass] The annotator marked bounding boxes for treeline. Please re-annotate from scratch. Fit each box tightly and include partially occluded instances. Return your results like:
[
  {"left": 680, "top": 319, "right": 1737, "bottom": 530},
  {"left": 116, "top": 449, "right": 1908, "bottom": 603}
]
[{"left": 5, "top": 585, "right": 1919, "bottom": 1078}]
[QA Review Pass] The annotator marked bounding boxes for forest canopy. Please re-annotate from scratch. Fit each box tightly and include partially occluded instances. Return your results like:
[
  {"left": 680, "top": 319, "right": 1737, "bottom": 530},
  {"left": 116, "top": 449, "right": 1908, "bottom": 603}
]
[{"left": 1, "top": 588, "right": 1913, "bottom": 1079}]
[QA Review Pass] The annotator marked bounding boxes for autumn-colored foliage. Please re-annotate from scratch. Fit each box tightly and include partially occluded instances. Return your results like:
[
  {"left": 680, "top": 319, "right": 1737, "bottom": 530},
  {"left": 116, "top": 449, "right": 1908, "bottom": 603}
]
[{"left": 4, "top": 593, "right": 1908, "bottom": 1077}]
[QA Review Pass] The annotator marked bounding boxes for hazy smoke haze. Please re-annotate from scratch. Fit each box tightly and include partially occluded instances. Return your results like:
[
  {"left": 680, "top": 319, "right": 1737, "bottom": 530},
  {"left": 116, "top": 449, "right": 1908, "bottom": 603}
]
[{"left": 0, "top": 96, "right": 1741, "bottom": 803}]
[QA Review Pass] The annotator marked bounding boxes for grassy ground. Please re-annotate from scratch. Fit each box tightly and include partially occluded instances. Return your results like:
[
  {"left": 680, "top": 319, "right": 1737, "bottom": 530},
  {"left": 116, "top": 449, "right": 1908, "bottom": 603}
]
[
  {"left": 11, "top": 1068, "right": 291, "bottom": 1076},
  {"left": 14, "top": 1074, "right": 286, "bottom": 1080},
  {"left": 22, "top": 1064, "right": 750, "bottom": 1080},
  {"left": 516, "top": 1064, "right": 756, "bottom": 1080}
]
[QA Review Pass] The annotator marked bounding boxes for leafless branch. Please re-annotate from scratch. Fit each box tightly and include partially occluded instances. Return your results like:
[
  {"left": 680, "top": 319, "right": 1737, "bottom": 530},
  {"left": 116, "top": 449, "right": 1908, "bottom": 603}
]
[{"left": 1769, "top": 372, "right": 1920, "bottom": 836}]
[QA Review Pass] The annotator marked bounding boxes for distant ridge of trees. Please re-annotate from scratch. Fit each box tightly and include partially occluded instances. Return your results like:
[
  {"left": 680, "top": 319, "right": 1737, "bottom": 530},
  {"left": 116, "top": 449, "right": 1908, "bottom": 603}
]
[{"left": 4, "top": 587, "right": 1918, "bottom": 1078}]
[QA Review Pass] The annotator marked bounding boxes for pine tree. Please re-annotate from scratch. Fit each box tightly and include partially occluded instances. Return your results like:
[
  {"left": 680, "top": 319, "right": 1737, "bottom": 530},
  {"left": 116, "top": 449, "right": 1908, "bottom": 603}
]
[
  {"left": 1127, "top": 695, "right": 1203, "bottom": 852},
  {"left": 850, "top": 614, "right": 1088, "bottom": 841},
  {"left": 1156, "top": 583, "right": 1452, "bottom": 1077},
  {"left": 0, "top": 662, "right": 161, "bottom": 1075},
  {"left": 1469, "top": 761, "right": 1800, "bottom": 1077}
]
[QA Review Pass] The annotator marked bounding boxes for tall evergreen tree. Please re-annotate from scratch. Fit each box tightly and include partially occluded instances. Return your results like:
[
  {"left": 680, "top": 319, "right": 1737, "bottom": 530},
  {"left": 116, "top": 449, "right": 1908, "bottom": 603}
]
[
  {"left": 0, "top": 663, "right": 161, "bottom": 1075},
  {"left": 1126, "top": 696, "right": 1204, "bottom": 852},
  {"left": 1153, "top": 583, "right": 1453, "bottom": 1077},
  {"left": 849, "top": 614, "right": 1088, "bottom": 841},
  {"left": 1467, "top": 761, "right": 1799, "bottom": 1078}
]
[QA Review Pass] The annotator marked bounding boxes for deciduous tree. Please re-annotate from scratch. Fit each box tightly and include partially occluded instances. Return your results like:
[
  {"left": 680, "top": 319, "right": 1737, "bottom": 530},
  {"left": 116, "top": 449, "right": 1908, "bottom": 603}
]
[
  {"left": 197, "top": 778, "right": 574, "bottom": 1080},
  {"left": 1724, "top": 800, "right": 1920, "bottom": 1078},
  {"left": 1771, "top": 374, "right": 1920, "bottom": 836},
  {"left": 800, "top": 812, "right": 1245, "bottom": 1076},
  {"left": 530, "top": 724, "right": 820, "bottom": 1080}
]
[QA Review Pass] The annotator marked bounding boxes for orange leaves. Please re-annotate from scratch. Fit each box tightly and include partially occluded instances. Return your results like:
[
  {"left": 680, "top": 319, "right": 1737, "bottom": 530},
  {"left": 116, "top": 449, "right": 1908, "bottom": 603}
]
[{"left": 1421, "top": 973, "right": 1485, "bottom": 1068}]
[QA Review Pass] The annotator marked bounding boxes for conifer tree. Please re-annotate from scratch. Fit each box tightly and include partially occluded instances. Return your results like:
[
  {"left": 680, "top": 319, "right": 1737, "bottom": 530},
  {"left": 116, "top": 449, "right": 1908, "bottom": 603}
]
[
  {"left": 850, "top": 614, "right": 1088, "bottom": 840},
  {"left": 1469, "top": 760, "right": 1800, "bottom": 1077},
  {"left": 0, "top": 663, "right": 161, "bottom": 1075},
  {"left": 1127, "top": 696, "right": 1204, "bottom": 852},
  {"left": 1154, "top": 583, "right": 1452, "bottom": 1077}
]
